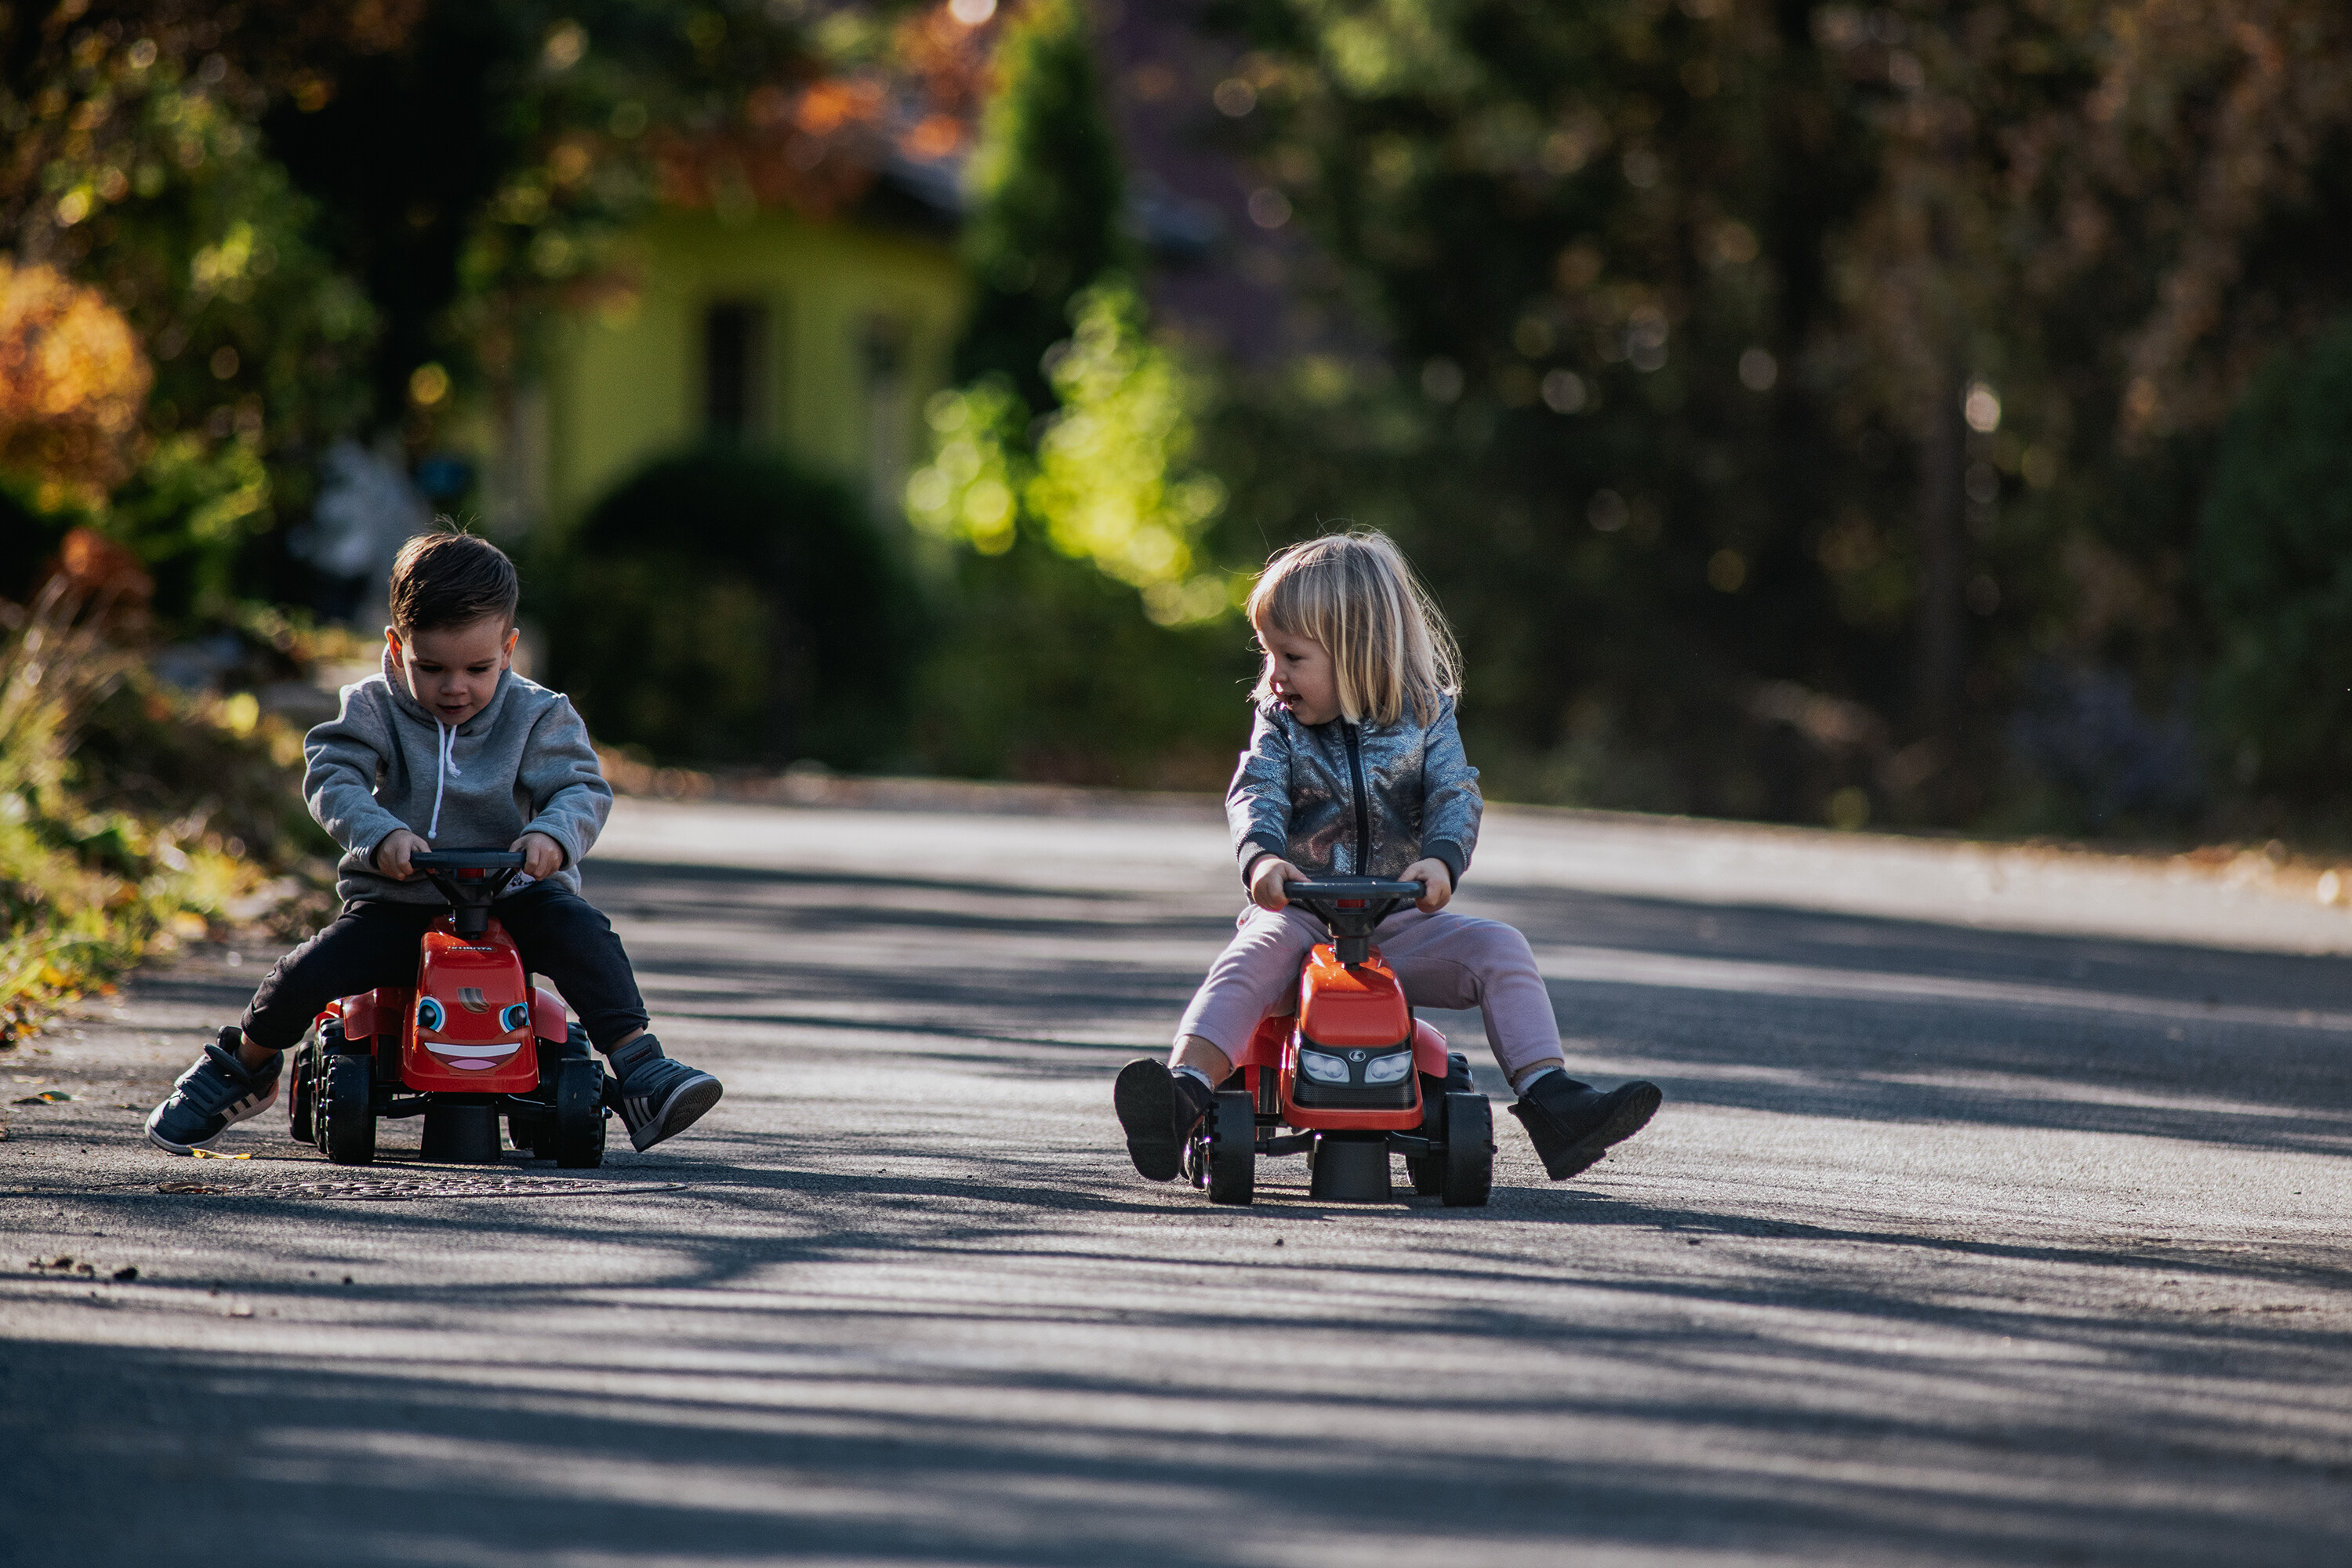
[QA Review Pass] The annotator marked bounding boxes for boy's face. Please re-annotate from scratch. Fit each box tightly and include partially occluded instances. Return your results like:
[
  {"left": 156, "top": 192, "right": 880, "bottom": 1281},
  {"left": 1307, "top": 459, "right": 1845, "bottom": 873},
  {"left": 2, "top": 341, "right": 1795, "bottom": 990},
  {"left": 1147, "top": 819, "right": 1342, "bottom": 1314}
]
[
  {"left": 1259, "top": 622, "right": 1342, "bottom": 726},
  {"left": 387, "top": 615, "right": 517, "bottom": 728}
]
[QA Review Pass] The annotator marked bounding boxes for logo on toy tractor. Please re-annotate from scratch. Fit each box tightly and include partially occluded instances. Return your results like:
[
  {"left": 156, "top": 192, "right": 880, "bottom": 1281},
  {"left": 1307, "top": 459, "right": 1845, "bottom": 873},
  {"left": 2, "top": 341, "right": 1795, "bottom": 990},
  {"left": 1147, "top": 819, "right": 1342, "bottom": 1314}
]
[{"left": 459, "top": 986, "right": 488, "bottom": 1012}]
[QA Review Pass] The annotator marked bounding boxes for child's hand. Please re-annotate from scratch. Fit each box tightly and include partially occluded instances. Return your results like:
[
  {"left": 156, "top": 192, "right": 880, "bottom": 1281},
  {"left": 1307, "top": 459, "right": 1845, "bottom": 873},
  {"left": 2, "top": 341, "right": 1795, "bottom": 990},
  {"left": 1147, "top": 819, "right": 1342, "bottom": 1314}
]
[
  {"left": 510, "top": 831, "right": 564, "bottom": 880},
  {"left": 1248, "top": 855, "right": 1307, "bottom": 911},
  {"left": 374, "top": 829, "right": 430, "bottom": 880},
  {"left": 1402, "top": 857, "right": 1454, "bottom": 913}
]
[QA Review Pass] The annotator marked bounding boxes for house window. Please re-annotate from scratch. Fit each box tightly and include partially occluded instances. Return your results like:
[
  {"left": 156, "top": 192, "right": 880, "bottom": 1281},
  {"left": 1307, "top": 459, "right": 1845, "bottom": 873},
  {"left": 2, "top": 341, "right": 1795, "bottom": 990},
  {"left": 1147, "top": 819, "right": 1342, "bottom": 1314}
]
[{"left": 703, "top": 301, "right": 767, "bottom": 441}]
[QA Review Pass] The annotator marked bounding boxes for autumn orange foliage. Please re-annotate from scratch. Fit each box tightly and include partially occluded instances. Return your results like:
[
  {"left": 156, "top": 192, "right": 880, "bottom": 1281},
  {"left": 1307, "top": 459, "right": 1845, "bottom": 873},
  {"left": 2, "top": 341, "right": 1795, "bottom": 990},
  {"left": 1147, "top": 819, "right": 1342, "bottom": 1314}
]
[{"left": 0, "top": 259, "right": 152, "bottom": 510}]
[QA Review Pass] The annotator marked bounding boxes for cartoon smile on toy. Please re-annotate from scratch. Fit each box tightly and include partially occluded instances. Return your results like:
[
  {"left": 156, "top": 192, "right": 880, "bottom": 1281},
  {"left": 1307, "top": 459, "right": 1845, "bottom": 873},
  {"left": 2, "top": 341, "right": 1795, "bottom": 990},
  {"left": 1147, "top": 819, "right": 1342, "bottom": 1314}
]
[{"left": 413, "top": 990, "right": 531, "bottom": 1071}]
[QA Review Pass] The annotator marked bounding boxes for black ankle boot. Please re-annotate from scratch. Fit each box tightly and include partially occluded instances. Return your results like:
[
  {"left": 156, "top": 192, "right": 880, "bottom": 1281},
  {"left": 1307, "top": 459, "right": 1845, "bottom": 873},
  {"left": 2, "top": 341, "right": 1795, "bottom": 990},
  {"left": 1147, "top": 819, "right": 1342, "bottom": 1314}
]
[
  {"left": 1113, "top": 1060, "right": 1214, "bottom": 1182},
  {"left": 1508, "top": 1073, "right": 1662, "bottom": 1180}
]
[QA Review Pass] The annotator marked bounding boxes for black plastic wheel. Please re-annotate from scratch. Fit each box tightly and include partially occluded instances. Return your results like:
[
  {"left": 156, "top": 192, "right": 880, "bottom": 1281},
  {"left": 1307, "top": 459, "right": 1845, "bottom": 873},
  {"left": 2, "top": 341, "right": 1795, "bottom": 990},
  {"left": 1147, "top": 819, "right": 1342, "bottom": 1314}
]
[
  {"left": 320, "top": 1051, "right": 377, "bottom": 1167},
  {"left": 1440, "top": 1091, "right": 1493, "bottom": 1207},
  {"left": 287, "top": 1032, "right": 322, "bottom": 1145},
  {"left": 552, "top": 1057, "right": 607, "bottom": 1169},
  {"left": 1204, "top": 1090, "right": 1254, "bottom": 1206}
]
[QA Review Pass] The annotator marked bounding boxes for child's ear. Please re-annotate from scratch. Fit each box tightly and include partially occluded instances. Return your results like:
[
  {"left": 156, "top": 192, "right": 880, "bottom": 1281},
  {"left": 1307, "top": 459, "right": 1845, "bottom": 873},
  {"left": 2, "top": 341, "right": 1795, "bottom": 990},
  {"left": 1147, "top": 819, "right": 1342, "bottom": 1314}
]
[
  {"left": 502, "top": 626, "right": 519, "bottom": 666},
  {"left": 383, "top": 626, "right": 403, "bottom": 660}
]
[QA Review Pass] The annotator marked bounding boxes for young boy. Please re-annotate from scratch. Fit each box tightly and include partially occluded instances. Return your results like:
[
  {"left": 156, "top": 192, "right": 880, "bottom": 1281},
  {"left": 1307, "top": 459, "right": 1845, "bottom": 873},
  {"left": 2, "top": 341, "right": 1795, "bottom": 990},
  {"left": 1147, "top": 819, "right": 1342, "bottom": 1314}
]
[{"left": 145, "top": 528, "right": 724, "bottom": 1156}]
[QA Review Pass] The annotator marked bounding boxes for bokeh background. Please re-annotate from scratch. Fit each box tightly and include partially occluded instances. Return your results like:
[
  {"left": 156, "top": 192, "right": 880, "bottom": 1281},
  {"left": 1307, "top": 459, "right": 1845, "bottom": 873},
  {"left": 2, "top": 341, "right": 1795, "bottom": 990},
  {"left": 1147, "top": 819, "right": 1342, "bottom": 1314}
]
[{"left": 12, "top": 0, "right": 2352, "bottom": 1018}]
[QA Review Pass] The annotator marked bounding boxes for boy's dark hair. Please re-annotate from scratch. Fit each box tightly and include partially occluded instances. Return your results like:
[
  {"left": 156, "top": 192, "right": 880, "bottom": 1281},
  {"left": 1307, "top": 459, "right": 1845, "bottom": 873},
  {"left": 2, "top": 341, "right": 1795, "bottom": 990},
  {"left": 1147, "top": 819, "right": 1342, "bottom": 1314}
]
[{"left": 387, "top": 526, "right": 520, "bottom": 635}]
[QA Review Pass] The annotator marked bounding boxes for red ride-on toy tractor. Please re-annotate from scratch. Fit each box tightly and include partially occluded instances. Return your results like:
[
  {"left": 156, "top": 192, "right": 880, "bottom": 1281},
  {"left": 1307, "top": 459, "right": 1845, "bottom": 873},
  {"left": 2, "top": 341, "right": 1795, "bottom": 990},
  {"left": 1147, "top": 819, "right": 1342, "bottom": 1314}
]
[
  {"left": 284, "top": 850, "right": 608, "bottom": 1168},
  {"left": 1188, "top": 877, "right": 1495, "bottom": 1207}
]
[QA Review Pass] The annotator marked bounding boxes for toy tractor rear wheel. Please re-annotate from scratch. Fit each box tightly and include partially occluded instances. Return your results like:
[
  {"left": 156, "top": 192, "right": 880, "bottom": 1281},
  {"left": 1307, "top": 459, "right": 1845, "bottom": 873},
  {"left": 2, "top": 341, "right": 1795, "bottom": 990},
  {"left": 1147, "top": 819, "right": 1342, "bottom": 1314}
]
[
  {"left": 1406, "top": 1078, "right": 1448, "bottom": 1195},
  {"left": 1204, "top": 1090, "right": 1254, "bottom": 1206},
  {"left": 506, "top": 1111, "right": 546, "bottom": 1158},
  {"left": 552, "top": 1056, "right": 607, "bottom": 1169},
  {"left": 320, "top": 1051, "right": 377, "bottom": 1167},
  {"left": 1440, "top": 1091, "right": 1493, "bottom": 1207}
]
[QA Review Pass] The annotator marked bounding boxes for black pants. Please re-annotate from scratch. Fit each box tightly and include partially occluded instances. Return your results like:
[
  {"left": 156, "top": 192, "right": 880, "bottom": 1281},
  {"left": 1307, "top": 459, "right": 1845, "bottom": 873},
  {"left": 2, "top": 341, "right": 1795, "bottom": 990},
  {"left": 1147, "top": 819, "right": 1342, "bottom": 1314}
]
[{"left": 241, "top": 883, "right": 650, "bottom": 1053}]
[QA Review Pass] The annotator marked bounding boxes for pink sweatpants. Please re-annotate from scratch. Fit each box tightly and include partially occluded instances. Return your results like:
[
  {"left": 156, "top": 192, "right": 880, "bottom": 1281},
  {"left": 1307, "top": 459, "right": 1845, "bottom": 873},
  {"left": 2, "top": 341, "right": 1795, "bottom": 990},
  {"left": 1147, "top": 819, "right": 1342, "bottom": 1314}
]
[{"left": 1174, "top": 905, "right": 1563, "bottom": 1083}]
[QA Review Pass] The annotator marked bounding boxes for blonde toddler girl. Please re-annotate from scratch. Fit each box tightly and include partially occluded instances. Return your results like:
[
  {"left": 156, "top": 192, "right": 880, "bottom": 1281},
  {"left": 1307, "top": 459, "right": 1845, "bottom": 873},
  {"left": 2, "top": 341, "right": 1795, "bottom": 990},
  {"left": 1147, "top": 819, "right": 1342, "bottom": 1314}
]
[{"left": 1113, "top": 531, "right": 1662, "bottom": 1185}]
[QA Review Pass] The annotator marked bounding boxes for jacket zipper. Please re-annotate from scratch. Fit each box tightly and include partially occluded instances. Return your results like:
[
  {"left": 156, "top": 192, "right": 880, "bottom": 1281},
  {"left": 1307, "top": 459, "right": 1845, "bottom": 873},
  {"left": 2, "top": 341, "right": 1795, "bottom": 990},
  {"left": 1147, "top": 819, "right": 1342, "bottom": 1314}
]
[{"left": 1342, "top": 723, "right": 1372, "bottom": 876}]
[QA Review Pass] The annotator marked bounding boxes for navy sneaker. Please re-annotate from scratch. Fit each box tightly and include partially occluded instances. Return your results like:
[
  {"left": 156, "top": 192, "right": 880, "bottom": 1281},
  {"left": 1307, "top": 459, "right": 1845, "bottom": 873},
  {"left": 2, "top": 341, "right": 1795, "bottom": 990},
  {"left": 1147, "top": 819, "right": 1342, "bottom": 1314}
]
[
  {"left": 1508, "top": 1073, "right": 1662, "bottom": 1180},
  {"left": 608, "top": 1033, "right": 722, "bottom": 1152},
  {"left": 1113, "top": 1059, "right": 1214, "bottom": 1182},
  {"left": 146, "top": 1029, "right": 282, "bottom": 1155}
]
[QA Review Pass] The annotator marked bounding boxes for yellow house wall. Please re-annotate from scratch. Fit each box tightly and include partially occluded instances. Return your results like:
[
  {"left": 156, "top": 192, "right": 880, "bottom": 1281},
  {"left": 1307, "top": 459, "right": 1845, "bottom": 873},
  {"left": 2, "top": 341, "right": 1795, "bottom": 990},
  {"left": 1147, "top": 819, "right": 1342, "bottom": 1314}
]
[{"left": 540, "top": 209, "right": 968, "bottom": 535}]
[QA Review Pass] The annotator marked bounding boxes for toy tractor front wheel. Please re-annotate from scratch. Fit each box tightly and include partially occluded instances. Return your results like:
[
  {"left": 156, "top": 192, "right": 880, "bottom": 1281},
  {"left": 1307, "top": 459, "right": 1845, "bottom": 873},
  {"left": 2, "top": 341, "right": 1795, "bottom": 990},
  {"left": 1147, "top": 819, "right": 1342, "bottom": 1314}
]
[
  {"left": 319, "top": 1051, "right": 377, "bottom": 1166},
  {"left": 552, "top": 1055, "right": 607, "bottom": 1169},
  {"left": 1203, "top": 1090, "right": 1254, "bottom": 1206},
  {"left": 1439, "top": 1092, "right": 1493, "bottom": 1207}
]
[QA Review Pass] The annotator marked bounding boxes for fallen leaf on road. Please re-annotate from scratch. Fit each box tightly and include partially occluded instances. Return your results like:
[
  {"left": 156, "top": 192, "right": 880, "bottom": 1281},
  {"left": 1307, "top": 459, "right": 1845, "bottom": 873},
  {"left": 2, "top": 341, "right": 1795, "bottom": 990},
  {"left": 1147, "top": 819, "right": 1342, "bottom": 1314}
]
[
  {"left": 187, "top": 1149, "right": 249, "bottom": 1160},
  {"left": 10, "top": 1091, "right": 74, "bottom": 1104}
]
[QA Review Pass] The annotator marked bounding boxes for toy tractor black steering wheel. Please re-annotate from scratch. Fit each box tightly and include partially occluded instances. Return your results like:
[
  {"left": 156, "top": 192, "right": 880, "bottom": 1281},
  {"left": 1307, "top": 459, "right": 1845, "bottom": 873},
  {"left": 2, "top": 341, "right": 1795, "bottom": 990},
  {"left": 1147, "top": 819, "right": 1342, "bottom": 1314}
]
[
  {"left": 409, "top": 849, "right": 525, "bottom": 938},
  {"left": 1283, "top": 877, "right": 1426, "bottom": 966}
]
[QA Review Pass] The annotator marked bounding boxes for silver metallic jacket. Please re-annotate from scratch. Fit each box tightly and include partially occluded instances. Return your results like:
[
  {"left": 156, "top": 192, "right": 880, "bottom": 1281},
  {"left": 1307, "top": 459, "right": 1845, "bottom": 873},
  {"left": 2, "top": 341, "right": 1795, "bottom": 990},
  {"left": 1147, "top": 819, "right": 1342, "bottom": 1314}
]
[{"left": 1225, "top": 695, "right": 1483, "bottom": 890}]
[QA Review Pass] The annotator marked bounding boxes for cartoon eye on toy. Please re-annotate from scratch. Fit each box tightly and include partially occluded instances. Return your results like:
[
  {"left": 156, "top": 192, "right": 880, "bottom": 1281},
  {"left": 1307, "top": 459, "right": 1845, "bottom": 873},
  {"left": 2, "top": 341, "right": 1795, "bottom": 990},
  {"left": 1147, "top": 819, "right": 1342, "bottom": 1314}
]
[
  {"left": 501, "top": 1002, "right": 531, "bottom": 1033},
  {"left": 416, "top": 996, "right": 445, "bottom": 1032}
]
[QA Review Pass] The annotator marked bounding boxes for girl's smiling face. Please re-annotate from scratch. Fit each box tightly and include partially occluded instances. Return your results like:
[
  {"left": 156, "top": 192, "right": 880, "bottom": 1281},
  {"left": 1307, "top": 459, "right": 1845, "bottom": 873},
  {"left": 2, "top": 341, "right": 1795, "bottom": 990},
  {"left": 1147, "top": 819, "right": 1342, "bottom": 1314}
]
[
  {"left": 388, "top": 615, "right": 516, "bottom": 727},
  {"left": 1259, "top": 623, "right": 1342, "bottom": 725}
]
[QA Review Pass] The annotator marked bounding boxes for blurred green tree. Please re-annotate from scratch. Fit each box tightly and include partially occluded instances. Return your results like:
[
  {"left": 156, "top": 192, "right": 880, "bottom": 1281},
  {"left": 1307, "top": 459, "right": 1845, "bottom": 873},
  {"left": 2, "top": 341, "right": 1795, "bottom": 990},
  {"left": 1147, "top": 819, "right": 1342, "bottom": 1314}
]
[
  {"left": 1, "top": 1, "right": 397, "bottom": 608},
  {"left": 1200, "top": 0, "right": 2352, "bottom": 830},
  {"left": 905, "top": 0, "right": 1251, "bottom": 786},
  {"left": 953, "top": 0, "right": 1130, "bottom": 410}
]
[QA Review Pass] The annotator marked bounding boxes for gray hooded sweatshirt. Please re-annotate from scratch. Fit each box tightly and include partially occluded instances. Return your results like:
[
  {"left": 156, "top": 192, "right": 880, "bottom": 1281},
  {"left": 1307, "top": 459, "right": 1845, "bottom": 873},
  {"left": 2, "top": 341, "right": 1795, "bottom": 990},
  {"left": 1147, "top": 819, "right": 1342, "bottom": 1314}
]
[{"left": 304, "top": 648, "right": 613, "bottom": 906}]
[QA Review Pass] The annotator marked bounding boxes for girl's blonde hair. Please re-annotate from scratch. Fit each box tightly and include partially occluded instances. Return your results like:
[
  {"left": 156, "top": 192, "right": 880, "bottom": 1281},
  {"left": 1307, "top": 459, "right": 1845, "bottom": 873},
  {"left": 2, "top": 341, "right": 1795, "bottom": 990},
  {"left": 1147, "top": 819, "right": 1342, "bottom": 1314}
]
[{"left": 1247, "top": 529, "right": 1461, "bottom": 726}]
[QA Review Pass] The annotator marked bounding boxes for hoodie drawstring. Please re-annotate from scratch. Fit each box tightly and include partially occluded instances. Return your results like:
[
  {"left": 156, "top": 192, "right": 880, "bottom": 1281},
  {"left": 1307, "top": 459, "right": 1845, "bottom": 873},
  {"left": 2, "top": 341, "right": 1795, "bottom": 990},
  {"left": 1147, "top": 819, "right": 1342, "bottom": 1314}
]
[{"left": 427, "top": 720, "right": 462, "bottom": 841}]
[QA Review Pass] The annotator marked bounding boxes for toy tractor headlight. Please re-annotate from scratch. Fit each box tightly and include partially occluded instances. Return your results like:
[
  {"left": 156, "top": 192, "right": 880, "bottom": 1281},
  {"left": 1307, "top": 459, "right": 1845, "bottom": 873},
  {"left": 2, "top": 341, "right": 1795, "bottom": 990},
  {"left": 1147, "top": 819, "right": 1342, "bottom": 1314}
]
[
  {"left": 501, "top": 1002, "right": 531, "bottom": 1033},
  {"left": 416, "top": 996, "right": 445, "bottom": 1033},
  {"left": 1299, "top": 1049, "right": 1351, "bottom": 1085},
  {"left": 1363, "top": 1050, "right": 1414, "bottom": 1085}
]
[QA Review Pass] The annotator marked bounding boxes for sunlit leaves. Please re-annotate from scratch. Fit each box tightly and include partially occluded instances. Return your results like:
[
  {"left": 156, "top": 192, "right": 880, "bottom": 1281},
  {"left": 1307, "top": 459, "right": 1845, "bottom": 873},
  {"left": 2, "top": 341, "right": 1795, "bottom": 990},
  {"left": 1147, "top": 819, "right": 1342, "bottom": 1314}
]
[{"left": 912, "top": 282, "right": 1232, "bottom": 626}]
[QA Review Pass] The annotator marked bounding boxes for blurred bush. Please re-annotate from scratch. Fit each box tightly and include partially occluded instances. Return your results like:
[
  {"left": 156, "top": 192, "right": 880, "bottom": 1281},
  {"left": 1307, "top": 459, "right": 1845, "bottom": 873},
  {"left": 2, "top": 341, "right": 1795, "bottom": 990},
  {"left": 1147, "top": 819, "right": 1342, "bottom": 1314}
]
[
  {"left": 2198, "top": 317, "right": 2352, "bottom": 803},
  {"left": 912, "top": 539, "right": 1254, "bottom": 789},
  {"left": 545, "top": 445, "right": 919, "bottom": 769}
]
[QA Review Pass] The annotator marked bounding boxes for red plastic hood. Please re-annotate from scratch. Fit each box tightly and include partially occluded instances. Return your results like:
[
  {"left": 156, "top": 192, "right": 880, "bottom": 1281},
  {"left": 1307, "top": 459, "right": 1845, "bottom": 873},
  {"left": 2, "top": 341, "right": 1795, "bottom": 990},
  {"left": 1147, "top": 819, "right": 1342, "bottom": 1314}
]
[{"left": 1298, "top": 946, "right": 1411, "bottom": 1046}]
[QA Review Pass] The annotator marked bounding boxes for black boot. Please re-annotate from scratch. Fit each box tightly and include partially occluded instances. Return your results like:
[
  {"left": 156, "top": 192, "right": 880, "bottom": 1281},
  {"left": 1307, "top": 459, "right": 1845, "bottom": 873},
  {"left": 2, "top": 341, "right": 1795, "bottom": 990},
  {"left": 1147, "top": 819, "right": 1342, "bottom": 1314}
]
[
  {"left": 1113, "top": 1059, "right": 1215, "bottom": 1182},
  {"left": 1508, "top": 1073, "right": 1661, "bottom": 1180}
]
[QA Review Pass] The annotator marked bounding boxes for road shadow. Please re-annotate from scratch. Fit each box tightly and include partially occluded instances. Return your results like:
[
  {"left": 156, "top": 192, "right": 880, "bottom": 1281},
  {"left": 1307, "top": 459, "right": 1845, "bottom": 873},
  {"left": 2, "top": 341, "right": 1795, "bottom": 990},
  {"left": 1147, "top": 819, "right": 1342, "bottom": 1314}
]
[
  {"left": 569, "top": 860, "right": 2352, "bottom": 1156},
  {"left": 10, "top": 1133, "right": 2352, "bottom": 1568}
]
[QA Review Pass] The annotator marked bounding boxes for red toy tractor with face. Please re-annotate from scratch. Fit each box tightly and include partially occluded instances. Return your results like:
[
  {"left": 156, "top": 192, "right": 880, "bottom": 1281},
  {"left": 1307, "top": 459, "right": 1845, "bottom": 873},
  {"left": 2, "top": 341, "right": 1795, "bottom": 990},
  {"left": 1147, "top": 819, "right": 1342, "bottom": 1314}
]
[
  {"left": 284, "top": 850, "right": 608, "bottom": 1167},
  {"left": 1188, "top": 877, "right": 1494, "bottom": 1206}
]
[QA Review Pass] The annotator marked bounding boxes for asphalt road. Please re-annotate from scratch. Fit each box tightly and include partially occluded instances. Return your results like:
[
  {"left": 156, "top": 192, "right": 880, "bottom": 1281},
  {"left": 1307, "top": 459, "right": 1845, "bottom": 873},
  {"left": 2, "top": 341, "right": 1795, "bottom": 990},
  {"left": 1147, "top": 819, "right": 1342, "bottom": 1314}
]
[{"left": 5, "top": 797, "right": 2351, "bottom": 1567}]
